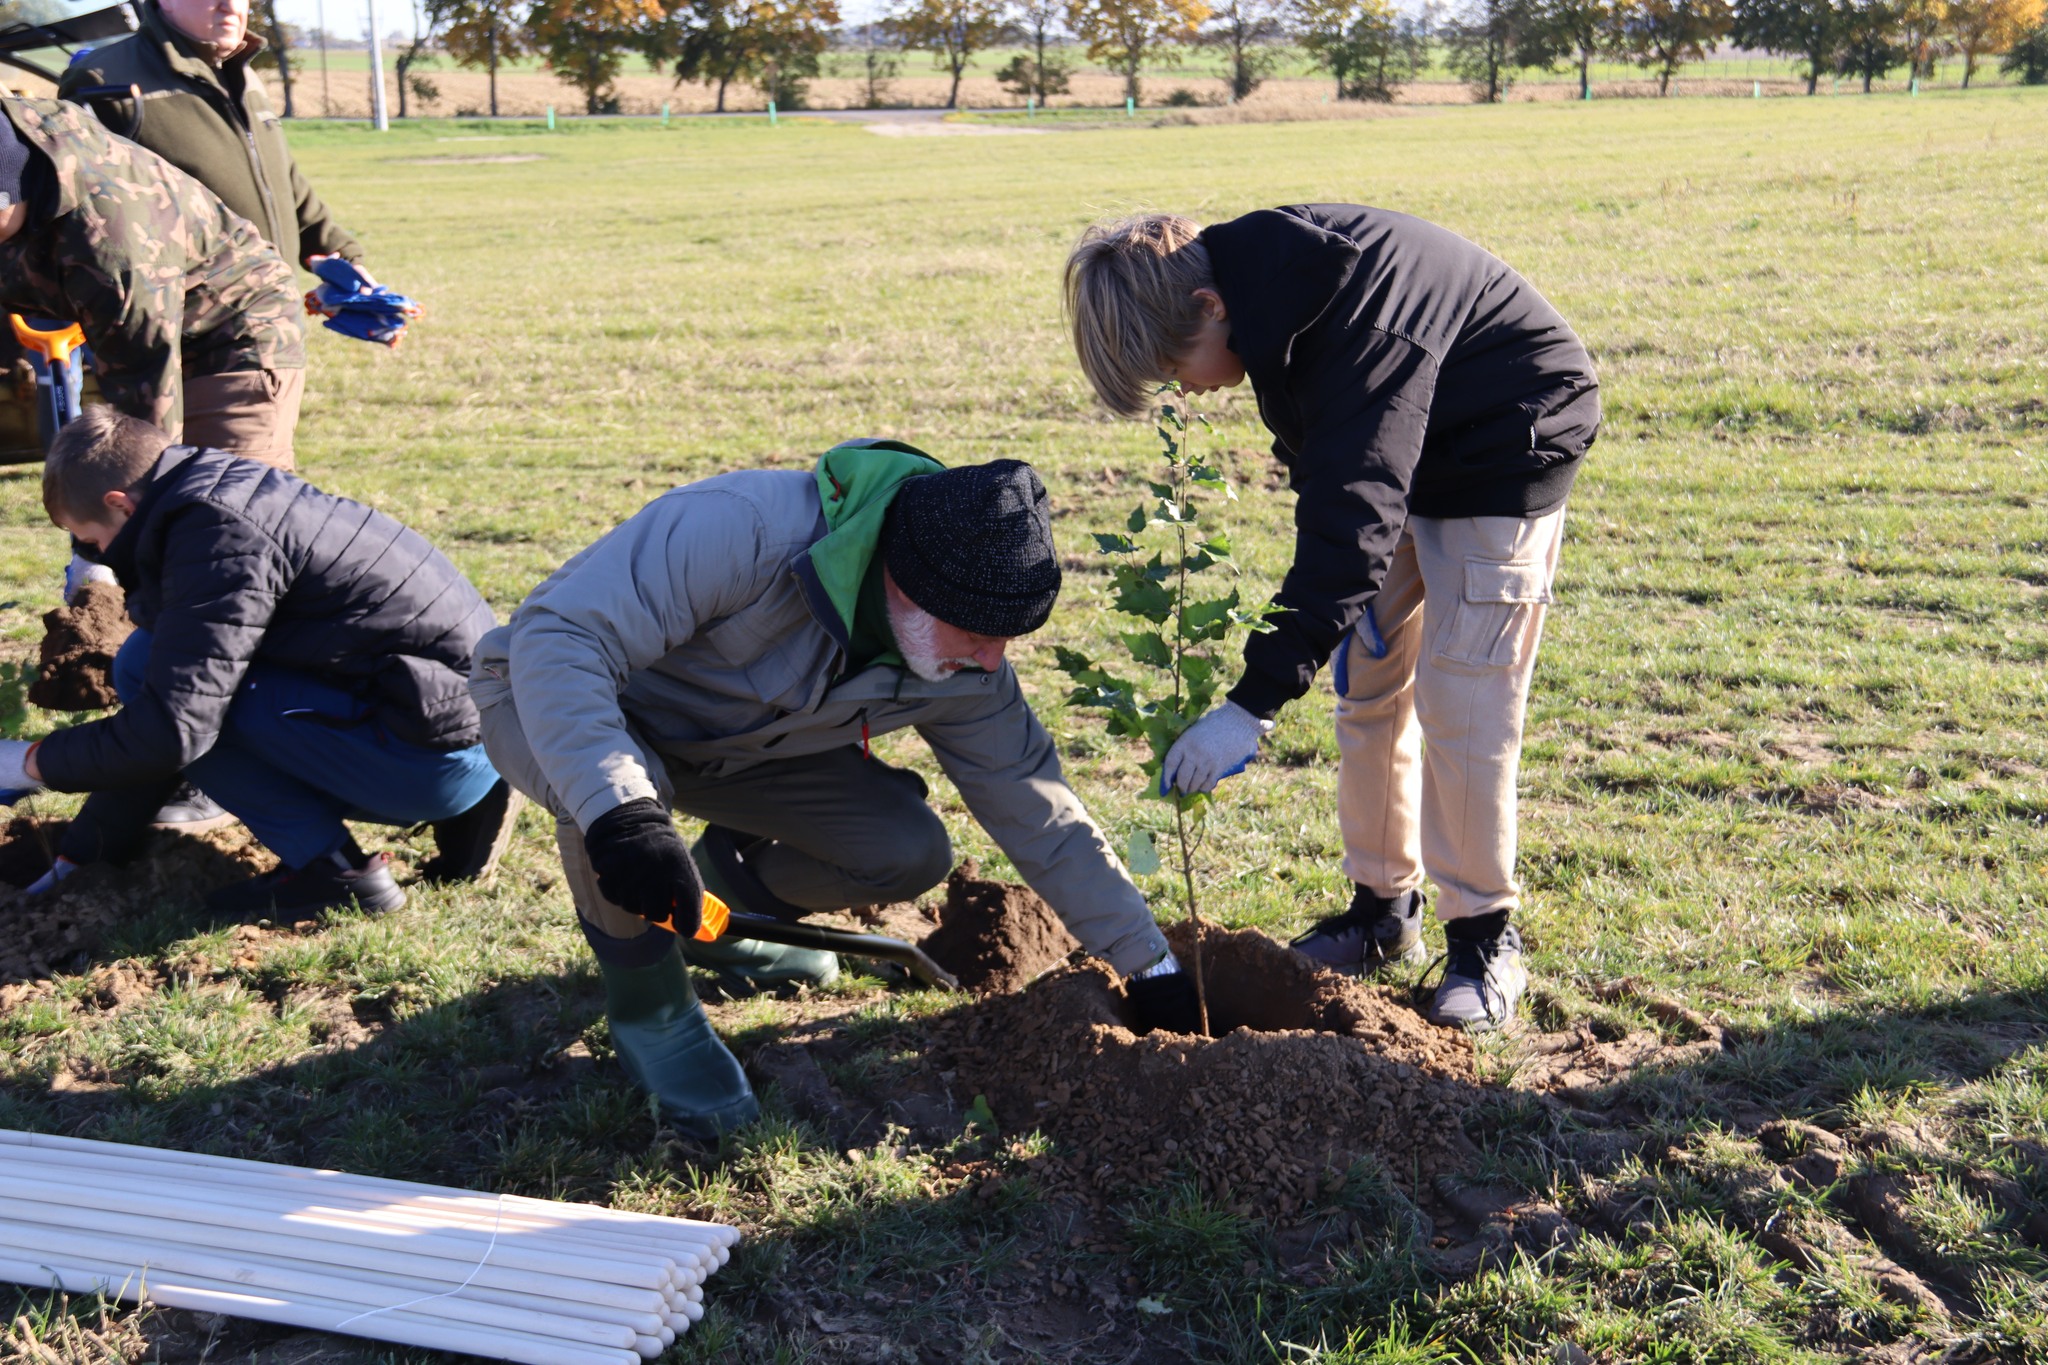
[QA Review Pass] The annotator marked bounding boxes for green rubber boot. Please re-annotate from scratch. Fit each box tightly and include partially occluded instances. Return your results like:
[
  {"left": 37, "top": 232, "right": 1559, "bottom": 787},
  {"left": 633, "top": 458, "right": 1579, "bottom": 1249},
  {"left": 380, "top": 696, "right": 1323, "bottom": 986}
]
[
  {"left": 596, "top": 935, "right": 759, "bottom": 1140},
  {"left": 684, "top": 830, "right": 840, "bottom": 991}
]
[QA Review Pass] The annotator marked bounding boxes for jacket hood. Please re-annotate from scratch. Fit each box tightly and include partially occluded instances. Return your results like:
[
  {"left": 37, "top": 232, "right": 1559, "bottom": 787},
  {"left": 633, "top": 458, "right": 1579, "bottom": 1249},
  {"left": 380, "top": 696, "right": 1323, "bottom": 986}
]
[
  {"left": 1200, "top": 206, "right": 1364, "bottom": 388},
  {"left": 804, "top": 438, "right": 945, "bottom": 639}
]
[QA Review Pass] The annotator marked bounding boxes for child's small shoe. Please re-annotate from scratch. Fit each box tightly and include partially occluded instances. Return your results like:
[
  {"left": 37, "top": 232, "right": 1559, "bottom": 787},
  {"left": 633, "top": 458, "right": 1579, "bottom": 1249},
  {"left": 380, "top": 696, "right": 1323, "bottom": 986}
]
[
  {"left": 209, "top": 847, "right": 405, "bottom": 919},
  {"left": 1290, "top": 886, "right": 1428, "bottom": 975},
  {"left": 1427, "top": 915, "right": 1527, "bottom": 1032}
]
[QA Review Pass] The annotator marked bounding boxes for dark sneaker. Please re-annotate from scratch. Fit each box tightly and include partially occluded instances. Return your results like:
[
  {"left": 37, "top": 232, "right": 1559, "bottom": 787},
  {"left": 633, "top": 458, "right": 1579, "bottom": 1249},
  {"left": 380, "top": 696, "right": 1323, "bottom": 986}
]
[
  {"left": 151, "top": 781, "right": 236, "bottom": 834},
  {"left": 417, "top": 778, "right": 525, "bottom": 885},
  {"left": 1427, "top": 922, "right": 1528, "bottom": 1031},
  {"left": 1290, "top": 886, "right": 1427, "bottom": 975},
  {"left": 208, "top": 849, "right": 406, "bottom": 919}
]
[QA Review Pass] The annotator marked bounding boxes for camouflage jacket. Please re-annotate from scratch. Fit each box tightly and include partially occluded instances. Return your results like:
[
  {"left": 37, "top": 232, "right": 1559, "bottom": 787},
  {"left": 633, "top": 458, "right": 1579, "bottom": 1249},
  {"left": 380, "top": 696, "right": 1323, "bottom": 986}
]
[
  {"left": 0, "top": 96, "right": 303, "bottom": 433},
  {"left": 59, "top": 2, "right": 363, "bottom": 267}
]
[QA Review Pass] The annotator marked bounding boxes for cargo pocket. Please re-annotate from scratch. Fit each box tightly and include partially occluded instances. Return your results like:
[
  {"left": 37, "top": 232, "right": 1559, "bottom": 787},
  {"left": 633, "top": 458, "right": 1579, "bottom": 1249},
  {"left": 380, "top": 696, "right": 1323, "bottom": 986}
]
[{"left": 1435, "top": 559, "right": 1552, "bottom": 670}]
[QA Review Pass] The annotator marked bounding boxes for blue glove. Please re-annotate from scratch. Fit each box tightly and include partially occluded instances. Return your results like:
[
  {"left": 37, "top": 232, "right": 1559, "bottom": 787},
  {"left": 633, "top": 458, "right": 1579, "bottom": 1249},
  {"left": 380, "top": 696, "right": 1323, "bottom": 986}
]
[
  {"left": 1330, "top": 602, "right": 1387, "bottom": 696},
  {"left": 303, "top": 255, "right": 422, "bottom": 347},
  {"left": 1159, "top": 701, "right": 1275, "bottom": 797},
  {"left": 0, "top": 739, "right": 44, "bottom": 806}
]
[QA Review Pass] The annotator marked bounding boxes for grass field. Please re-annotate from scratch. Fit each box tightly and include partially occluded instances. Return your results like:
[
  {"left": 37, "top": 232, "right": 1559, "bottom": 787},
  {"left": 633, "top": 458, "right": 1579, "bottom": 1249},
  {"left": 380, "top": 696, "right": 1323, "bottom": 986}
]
[{"left": 3, "top": 89, "right": 2048, "bottom": 1362}]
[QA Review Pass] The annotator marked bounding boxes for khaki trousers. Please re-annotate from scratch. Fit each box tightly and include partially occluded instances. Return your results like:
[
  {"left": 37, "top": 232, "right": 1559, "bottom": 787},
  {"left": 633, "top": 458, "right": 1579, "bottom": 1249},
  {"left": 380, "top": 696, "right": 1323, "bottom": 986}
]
[
  {"left": 472, "top": 669, "right": 953, "bottom": 945},
  {"left": 183, "top": 368, "right": 305, "bottom": 471},
  {"left": 1334, "top": 507, "right": 1567, "bottom": 923}
]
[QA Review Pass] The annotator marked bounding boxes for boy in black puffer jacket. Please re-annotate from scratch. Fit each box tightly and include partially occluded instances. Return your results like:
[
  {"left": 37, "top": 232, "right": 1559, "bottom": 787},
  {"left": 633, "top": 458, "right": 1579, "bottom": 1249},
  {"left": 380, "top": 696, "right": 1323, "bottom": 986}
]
[
  {"left": 1065, "top": 205, "right": 1600, "bottom": 1032},
  {"left": 0, "top": 406, "right": 521, "bottom": 914}
]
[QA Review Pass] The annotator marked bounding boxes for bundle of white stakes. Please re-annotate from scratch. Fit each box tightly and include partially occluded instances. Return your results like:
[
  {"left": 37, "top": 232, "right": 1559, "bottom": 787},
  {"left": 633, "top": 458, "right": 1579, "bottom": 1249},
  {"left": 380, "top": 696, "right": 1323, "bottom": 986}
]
[{"left": 0, "top": 1128, "right": 738, "bottom": 1365}]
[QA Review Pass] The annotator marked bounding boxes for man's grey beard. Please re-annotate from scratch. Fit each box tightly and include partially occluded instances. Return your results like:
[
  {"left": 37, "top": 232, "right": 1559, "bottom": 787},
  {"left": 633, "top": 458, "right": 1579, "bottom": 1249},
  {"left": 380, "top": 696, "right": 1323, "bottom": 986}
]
[{"left": 887, "top": 595, "right": 977, "bottom": 682}]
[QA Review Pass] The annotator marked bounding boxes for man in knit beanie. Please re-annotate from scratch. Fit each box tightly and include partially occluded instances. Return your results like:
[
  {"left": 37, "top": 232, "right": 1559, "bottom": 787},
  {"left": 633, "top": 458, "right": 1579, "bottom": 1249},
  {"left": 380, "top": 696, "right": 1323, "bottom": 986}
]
[{"left": 473, "top": 440, "right": 1195, "bottom": 1138}]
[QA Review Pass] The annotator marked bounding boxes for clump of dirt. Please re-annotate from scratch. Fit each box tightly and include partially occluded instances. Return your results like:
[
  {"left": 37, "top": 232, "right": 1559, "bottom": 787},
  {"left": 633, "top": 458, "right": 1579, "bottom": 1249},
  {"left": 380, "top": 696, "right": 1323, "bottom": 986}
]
[
  {"left": 0, "top": 814, "right": 271, "bottom": 983},
  {"left": 917, "top": 858, "right": 1079, "bottom": 994},
  {"left": 930, "top": 923, "right": 1480, "bottom": 1217},
  {"left": 29, "top": 580, "right": 132, "bottom": 711}
]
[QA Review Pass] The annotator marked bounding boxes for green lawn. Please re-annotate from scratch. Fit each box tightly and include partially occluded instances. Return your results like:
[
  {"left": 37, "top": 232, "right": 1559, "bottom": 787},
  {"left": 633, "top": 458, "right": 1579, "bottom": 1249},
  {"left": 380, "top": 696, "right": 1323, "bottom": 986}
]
[{"left": 3, "top": 89, "right": 2047, "bottom": 1362}]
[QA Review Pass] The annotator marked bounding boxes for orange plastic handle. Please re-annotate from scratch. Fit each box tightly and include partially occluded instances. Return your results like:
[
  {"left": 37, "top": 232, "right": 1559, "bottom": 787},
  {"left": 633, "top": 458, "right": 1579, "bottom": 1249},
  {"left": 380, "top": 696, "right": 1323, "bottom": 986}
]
[
  {"left": 646, "top": 890, "right": 731, "bottom": 942},
  {"left": 10, "top": 315, "right": 85, "bottom": 367}
]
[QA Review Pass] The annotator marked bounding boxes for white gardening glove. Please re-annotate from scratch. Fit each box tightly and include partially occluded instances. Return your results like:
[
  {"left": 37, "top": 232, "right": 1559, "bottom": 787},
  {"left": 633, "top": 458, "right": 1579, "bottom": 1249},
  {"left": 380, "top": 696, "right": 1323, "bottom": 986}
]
[
  {"left": 0, "top": 739, "right": 44, "bottom": 805},
  {"left": 25, "top": 856, "right": 79, "bottom": 895},
  {"left": 64, "top": 553, "right": 117, "bottom": 605},
  {"left": 1159, "top": 701, "right": 1275, "bottom": 796}
]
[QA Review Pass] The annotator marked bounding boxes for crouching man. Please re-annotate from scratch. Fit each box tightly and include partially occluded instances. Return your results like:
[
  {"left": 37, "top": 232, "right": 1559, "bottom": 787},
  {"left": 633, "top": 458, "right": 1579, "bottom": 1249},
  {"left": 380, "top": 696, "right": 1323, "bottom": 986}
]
[
  {"left": 0, "top": 408, "right": 522, "bottom": 911},
  {"left": 473, "top": 440, "right": 1198, "bottom": 1138}
]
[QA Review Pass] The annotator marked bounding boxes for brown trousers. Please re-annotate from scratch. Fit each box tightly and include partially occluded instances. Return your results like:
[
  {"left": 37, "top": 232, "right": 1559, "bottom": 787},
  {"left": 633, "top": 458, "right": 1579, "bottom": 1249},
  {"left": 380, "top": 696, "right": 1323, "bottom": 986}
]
[{"left": 182, "top": 367, "right": 305, "bottom": 470}]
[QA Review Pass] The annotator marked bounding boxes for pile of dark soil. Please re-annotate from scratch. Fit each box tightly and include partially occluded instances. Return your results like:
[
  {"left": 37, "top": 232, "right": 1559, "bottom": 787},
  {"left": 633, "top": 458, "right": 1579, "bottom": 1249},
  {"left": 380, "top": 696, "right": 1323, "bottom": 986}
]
[
  {"left": 916, "top": 858, "right": 1079, "bottom": 994},
  {"left": 0, "top": 814, "right": 269, "bottom": 983},
  {"left": 29, "top": 580, "right": 131, "bottom": 711},
  {"left": 929, "top": 922, "right": 1479, "bottom": 1217}
]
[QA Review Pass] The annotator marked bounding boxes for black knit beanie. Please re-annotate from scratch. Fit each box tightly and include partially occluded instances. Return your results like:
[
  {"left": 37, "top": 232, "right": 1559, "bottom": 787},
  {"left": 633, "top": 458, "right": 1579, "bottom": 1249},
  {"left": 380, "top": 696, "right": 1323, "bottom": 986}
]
[
  {"left": 883, "top": 460, "right": 1062, "bottom": 638},
  {"left": 0, "top": 113, "right": 30, "bottom": 212}
]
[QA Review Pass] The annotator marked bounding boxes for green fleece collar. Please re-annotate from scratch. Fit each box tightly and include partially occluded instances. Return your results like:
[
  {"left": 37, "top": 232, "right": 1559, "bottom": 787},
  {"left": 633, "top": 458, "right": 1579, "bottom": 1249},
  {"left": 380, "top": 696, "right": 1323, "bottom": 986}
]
[{"left": 807, "top": 438, "right": 945, "bottom": 640}]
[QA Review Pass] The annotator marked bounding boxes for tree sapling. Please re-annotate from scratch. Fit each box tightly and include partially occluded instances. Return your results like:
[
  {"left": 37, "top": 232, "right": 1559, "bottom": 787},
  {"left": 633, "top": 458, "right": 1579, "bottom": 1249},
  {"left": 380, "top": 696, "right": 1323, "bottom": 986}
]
[{"left": 1055, "top": 386, "right": 1272, "bottom": 1037}]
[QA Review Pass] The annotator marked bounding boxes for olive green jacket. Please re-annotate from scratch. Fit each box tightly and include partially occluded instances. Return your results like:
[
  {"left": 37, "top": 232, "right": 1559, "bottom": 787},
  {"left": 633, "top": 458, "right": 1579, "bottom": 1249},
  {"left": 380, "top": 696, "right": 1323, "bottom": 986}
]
[
  {"left": 58, "top": 1, "right": 362, "bottom": 267},
  {"left": 0, "top": 97, "right": 304, "bottom": 432}
]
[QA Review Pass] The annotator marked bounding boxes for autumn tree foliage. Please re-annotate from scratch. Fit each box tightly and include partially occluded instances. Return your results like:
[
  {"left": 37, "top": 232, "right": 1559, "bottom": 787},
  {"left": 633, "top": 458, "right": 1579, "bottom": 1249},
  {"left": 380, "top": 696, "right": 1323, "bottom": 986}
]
[
  {"left": 650, "top": 0, "right": 843, "bottom": 111},
  {"left": 1066, "top": 0, "right": 1211, "bottom": 103},
  {"left": 1206, "top": 0, "right": 1283, "bottom": 101},
  {"left": 1293, "top": 0, "right": 1408, "bottom": 99},
  {"left": 1947, "top": 0, "right": 2044, "bottom": 83},
  {"left": 1732, "top": 0, "right": 1843, "bottom": 91},
  {"left": 1618, "top": 0, "right": 1731, "bottom": 93},
  {"left": 884, "top": 0, "right": 1006, "bottom": 107},
  {"left": 427, "top": 0, "right": 531, "bottom": 116},
  {"left": 529, "top": 0, "right": 665, "bottom": 111},
  {"left": 1536, "top": 0, "right": 1622, "bottom": 98},
  {"left": 997, "top": 0, "right": 1075, "bottom": 101}
]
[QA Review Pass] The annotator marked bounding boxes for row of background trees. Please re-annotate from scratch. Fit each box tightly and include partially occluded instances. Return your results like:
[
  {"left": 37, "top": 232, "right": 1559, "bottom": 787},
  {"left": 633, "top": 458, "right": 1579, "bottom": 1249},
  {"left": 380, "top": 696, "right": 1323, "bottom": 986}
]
[{"left": 252, "top": 0, "right": 2048, "bottom": 117}]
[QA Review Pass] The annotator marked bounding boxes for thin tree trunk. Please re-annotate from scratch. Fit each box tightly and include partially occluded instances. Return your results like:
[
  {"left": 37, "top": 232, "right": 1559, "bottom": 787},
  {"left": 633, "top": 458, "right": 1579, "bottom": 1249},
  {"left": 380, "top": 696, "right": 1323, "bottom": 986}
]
[
  {"left": 266, "top": 2, "right": 297, "bottom": 116},
  {"left": 1034, "top": 24, "right": 1047, "bottom": 101},
  {"left": 488, "top": 27, "right": 499, "bottom": 117},
  {"left": 948, "top": 53, "right": 962, "bottom": 107},
  {"left": 716, "top": 73, "right": 729, "bottom": 111},
  {"left": 1579, "top": 48, "right": 1590, "bottom": 99}
]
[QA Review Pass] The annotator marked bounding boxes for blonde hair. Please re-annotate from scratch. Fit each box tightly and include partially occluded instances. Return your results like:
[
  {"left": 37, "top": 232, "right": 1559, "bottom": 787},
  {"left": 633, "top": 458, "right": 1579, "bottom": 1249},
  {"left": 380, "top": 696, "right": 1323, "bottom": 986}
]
[
  {"left": 1063, "top": 213, "right": 1213, "bottom": 419},
  {"left": 44, "top": 405, "right": 169, "bottom": 523}
]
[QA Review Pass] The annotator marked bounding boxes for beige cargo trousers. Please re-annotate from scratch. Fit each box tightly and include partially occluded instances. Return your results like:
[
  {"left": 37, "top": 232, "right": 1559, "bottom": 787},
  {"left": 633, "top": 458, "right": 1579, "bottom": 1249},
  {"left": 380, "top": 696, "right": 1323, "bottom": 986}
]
[{"left": 1334, "top": 506, "right": 1567, "bottom": 924}]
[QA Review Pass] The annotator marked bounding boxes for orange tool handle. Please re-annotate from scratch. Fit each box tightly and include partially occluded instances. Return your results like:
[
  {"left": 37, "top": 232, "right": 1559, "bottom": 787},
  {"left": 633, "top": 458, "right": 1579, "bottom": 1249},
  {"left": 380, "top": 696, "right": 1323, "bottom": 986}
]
[
  {"left": 10, "top": 315, "right": 86, "bottom": 368},
  {"left": 646, "top": 890, "right": 731, "bottom": 942}
]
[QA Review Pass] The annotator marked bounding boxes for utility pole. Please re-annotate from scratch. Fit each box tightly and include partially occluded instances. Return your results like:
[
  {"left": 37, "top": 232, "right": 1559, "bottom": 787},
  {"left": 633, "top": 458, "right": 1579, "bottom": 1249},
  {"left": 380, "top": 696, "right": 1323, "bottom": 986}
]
[
  {"left": 366, "top": 0, "right": 389, "bottom": 130},
  {"left": 317, "top": 0, "right": 330, "bottom": 116}
]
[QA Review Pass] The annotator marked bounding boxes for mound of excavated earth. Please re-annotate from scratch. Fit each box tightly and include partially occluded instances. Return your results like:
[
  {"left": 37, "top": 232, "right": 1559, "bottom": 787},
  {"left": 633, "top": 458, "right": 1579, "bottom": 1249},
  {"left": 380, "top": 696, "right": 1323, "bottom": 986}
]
[
  {"left": 929, "top": 922, "right": 1480, "bottom": 1216},
  {"left": 0, "top": 815, "right": 269, "bottom": 983},
  {"left": 917, "top": 859, "right": 1079, "bottom": 995},
  {"left": 29, "top": 581, "right": 131, "bottom": 711}
]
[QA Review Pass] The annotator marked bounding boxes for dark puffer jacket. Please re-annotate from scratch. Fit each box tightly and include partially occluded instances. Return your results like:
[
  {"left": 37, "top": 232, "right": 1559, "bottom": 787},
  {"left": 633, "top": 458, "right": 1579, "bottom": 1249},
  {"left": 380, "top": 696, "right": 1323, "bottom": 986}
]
[
  {"left": 36, "top": 446, "right": 495, "bottom": 792},
  {"left": 1203, "top": 204, "right": 1601, "bottom": 720}
]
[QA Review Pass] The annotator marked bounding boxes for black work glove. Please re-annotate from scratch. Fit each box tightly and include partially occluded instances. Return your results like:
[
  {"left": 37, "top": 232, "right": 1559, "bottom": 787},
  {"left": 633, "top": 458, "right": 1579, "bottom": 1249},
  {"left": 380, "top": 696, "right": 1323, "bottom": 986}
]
[
  {"left": 582, "top": 797, "right": 704, "bottom": 937},
  {"left": 1127, "top": 970, "right": 1203, "bottom": 1036}
]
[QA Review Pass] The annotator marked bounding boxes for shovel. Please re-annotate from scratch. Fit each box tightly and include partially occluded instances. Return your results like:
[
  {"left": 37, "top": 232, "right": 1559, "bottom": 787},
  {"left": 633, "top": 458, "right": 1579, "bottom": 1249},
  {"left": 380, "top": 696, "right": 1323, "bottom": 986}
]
[
  {"left": 646, "top": 891, "right": 960, "bottom": 992},
  {"left": 9, "top": 315, "right": 86, "bottom": 447}
]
